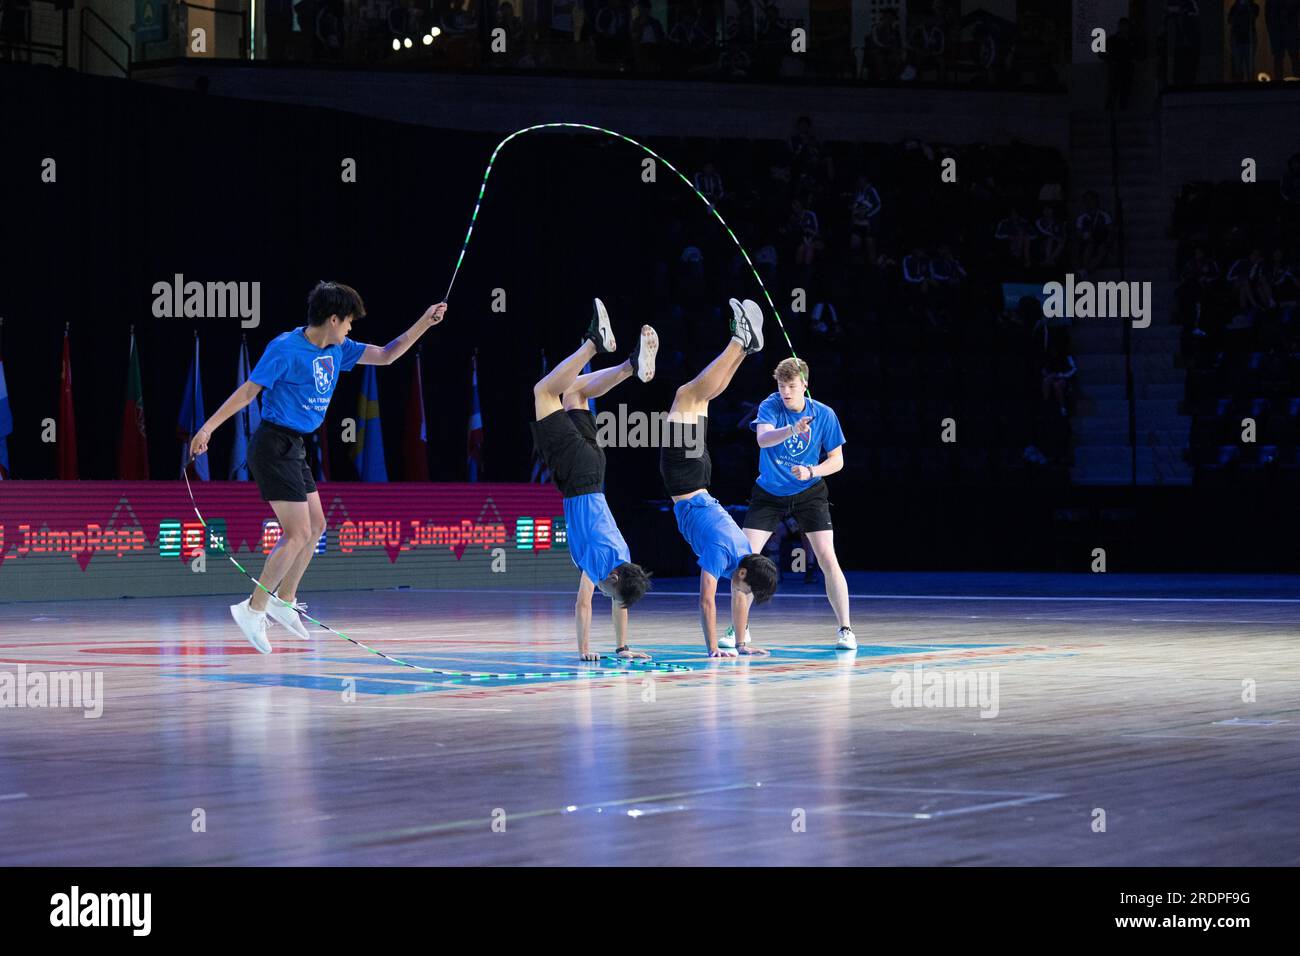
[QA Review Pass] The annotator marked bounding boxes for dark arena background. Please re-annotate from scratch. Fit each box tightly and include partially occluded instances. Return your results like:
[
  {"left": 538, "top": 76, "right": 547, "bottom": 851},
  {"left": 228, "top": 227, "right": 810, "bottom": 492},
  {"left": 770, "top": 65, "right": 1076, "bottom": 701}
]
[{"left": 0, "top": 0, "right": 1296, "bottom": 930}]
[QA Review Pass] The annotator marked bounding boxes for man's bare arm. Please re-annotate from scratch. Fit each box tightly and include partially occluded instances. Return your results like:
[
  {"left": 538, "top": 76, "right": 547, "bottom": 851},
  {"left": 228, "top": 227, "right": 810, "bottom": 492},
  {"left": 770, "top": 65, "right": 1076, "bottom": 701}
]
[
  {"left": 358, "top": 302, "right": 448, "bottom": 366},
  {"left": 700, "top": 571, "right": 731, "bottom": 656},
  {"left": 576, "top": 573, "right": 597, "bottom": 660},
  {"left": 756, "top": 418, "right": 812, "bottom": 448},
  {"left": 793, "top": 445, "right": 845, "bottom": 480},
  {"left": 191, "top": 380, "right": 263, "bottom": 456}
]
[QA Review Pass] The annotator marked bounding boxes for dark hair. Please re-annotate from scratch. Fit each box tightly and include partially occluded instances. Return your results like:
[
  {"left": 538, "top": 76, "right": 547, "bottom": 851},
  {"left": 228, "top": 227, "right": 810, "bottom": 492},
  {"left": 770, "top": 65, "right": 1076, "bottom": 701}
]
[
  {"left": 612, "top": 562, "right": 653, "bottom": 608},
  {"left": 738, "top": 554, "right": 778, "bottom": 604},
  {"left": 307, "top": 281, "right": 366, "bottom": 327}
]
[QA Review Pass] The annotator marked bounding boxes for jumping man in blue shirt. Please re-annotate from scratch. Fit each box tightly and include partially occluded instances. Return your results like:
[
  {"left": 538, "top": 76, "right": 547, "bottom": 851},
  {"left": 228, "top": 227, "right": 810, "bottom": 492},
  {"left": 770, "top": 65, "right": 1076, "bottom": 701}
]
[
  {"left": 659, "top": 299, "right": 779, "bottom": 657},
  {"left": 530, "top": 299, "right": 657, "bottom": 661},
  {"left": 190, "top": 281, "right": 447, "bottom": 653}
]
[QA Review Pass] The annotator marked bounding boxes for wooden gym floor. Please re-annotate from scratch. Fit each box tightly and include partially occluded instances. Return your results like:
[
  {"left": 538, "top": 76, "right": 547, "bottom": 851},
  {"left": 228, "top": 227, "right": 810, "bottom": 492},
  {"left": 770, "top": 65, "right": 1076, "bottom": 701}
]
[{"left": 1, "top": 572, "right": 1297, "bottom": 866}]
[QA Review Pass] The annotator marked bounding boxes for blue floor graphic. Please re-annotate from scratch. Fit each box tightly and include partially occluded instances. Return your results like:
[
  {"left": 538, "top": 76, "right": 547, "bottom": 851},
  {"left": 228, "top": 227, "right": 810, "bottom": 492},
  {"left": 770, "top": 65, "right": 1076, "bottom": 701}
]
[{"left": 167, "top": 642, "right": 1038, "bottom": 695}]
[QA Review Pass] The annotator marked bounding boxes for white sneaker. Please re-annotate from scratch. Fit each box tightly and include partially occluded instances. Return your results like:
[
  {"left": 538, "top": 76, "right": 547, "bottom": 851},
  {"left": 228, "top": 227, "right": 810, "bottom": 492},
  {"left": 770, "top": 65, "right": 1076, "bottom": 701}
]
[
  {"left": 230, "top": 599, "right": 272, "bottom": 654},
  {"left": 836, "top": 626, "right": 857, "bottom": 650},
  {"left": 719, "top": 625, "right": 751, "bottom": 649},
  {"left": 588, "top": 298, "right": 616, "bottom": 353},
  {"left": 265, "top": 596, "right": 311, "bottom": 640},
  {"left": 740, "top": 299, "right": 765, "bottom": 353}
]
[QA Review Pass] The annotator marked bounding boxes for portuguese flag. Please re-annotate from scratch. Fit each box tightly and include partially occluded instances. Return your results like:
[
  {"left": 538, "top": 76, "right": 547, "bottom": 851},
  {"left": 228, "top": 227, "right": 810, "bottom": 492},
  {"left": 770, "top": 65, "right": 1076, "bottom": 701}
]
[{"left": 117, "top": 328, "right": 149, "bottom": 479}]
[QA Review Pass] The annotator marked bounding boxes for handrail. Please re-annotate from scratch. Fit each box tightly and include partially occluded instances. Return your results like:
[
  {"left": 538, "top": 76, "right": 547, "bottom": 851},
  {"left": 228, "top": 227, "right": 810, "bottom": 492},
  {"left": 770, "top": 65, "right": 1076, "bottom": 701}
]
[
  {"left": 80, "top": 6, "right": 131, "bottom": 77},
  {"left": 3, "top": 39, "right": 63, "bottom": 65}
]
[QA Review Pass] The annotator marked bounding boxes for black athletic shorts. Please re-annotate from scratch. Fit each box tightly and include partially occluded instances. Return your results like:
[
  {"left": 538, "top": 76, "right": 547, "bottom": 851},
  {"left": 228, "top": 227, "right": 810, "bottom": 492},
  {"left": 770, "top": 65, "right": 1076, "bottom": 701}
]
[
  {"left": 659, "top": 416, "right": 712, "bottom": 497},
  {"left": 248, "top": 421, "right": 316, "bottom": 503},
  {"left": 530, "top": 408, "right": 605, "bottom": 498},
  {"left": 742, "top": 479, "right": 833, "bottom": 534}
]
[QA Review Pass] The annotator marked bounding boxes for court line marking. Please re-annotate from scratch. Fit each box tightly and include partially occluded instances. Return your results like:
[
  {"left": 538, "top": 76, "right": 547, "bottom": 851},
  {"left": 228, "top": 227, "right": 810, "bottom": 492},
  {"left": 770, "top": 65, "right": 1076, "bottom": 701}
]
[
  {"left": 681, "top": 795, "right": 1064, "bottom": 820},
  {"left": 346, "top": 783, "right": 757, "bottom": 845},
  {"left": 345, "top": 781, "right": 1067, "bottom": 845},
  {"left": 0, "top": 793, "right": 29, "bottom": 802},
  {"left": 399, "top": 587, "right": 1300, "bottom": 604},
  {"left": 618, "top": 783, "right": 1065, "bottom": 820},
  {"left": 266, "top": 704, "right": 515, "bottom": 713}
]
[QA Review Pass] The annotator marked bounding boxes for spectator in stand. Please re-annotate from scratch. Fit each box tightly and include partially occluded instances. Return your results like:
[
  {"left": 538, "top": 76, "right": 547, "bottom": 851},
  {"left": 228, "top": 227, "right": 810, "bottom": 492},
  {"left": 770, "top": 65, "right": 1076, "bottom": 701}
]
[
  {"left": 789, "top": 200, "right": 824, "bottom": 271},
  {"left": 1075, "top": 191, "right": 1114, "bottom": 275},
  {"left": 1227, "top": 248, "right": 1274, "bottom": 311},
  {"left": 847, "top": 175, "right": 883, "bottom": 263},
  {"left": 995, "top": 207, "right": 1034, "bottom": 268},
  {"left": 594, "top": 0, "right": 633, "bottom": 67},
  {"left": 929, "top": 243, "right": 966, "bottom": 323},
  {"left": 294, "top": 0, "right": 321, "bottom": 55},
  {"left": 630, "top": 0, "right": 665, "bottom": 69},
  {"left": 1041, "top": 343, "right": 1078, "bottom": 417},
  {"left": 1167, "top": 0, "right": 1203, "bottom": 85},
  {"left": 632, "top": 0, "right": 665, "bottom": 43},
  {"left": 1271, "top": 248, "right": 1299, "bottom": 321},
  {"left": 754, "top": 243, "right": 779, "bottom": 285},
  {"left": 677, "top": 245, "right": 708, "bottom": 303},
  {"left": 694, "top": 161, "right": 725, "bottom": 203},
  {"left": 316, "top": 0, "right": 345, "bottom": 60},
  {"left": 1281, "top": 152, "right": 1300, "bottom": 217},
  {"left": 789, "top": 116, "right": 834, "bottom": 190},
  {"left": 902, "top": 248, "right": 936, "bottom": 322},
  {"left": 1228, "top": 0, "right": 1261, "bottom": 81},
  {"left": 389, "top": 0, "right": 422, "bottom": 45},
  {"left": 867, "top": 8, "right": 903, "bottom": 80},
  {"left": 810, "top": 299, "right": 841, "bottom": 340},
  {"left": 1035, "top": 204, "right": 1067, "bottom": 266},
  {"left": 909, "top": 0, "right": 948, "bottom": 83},
  {"left": 266, "top": 0, "right": 295, "bottom": 60},
  {"left": 495, "top": 2, "right": 525, "bottom": 47},
  {"left": 1178, "top": 243, "right": 1222, "bottom": 337},
  {"left": 669, "top": 1, "right": 717, "bottom": 62},
  {"left": 1265, "top": 0, "right": 1299, "bottom": 79}
]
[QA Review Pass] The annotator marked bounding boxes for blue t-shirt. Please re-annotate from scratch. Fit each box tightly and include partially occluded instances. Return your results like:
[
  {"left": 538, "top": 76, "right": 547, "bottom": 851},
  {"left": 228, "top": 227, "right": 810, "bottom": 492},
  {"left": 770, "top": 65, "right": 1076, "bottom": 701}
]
[
  {"left": 564, "top": 492, "right": 632, "bottom": 583},
  {"left": 751, "top": 393, "right": 846, "bottom": 496},
  {"left": 251, "top": 328, "right": 369, "bottom": 434},
  {"left": 673, "top": 492, "right": 751, "bottom": 580}
]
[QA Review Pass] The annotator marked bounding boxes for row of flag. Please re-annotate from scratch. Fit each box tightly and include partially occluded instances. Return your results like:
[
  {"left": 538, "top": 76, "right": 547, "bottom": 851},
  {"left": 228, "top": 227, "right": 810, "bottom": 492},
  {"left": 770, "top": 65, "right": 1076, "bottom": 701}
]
[{"left": 0, "top": 327, "right": 505, "bottom": 483}]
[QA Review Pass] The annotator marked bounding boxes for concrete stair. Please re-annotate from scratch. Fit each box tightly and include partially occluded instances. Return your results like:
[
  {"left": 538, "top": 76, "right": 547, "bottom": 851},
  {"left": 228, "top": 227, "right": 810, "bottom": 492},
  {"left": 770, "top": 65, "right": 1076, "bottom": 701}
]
[{"left": 1067, "top": 111, "right": 1191, "bottom": 485}]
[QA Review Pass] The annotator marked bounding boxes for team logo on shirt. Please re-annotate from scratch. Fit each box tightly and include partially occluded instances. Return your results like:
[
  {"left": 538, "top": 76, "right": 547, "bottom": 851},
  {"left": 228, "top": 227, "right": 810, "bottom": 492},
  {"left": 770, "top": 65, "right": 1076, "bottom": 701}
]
[
  {"left": 312, "top": 355, "right": 336, "bottom": 394},
  {"left": 783, "top": 424, "right": 810, "bottom": 457}
]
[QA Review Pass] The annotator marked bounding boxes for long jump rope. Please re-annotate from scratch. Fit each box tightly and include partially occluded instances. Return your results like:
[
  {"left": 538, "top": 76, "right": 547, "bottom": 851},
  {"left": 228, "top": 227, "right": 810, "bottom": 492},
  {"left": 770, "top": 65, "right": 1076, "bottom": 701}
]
[{"left": 183, "top": 122, "right": 811, "bottom": 681}]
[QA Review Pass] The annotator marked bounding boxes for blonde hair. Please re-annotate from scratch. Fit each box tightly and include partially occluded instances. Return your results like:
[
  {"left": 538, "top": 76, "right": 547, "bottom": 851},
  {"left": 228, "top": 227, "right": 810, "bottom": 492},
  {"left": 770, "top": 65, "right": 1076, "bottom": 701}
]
[{"left": 773, "top": 357, "right": 809, "bottom": 384}]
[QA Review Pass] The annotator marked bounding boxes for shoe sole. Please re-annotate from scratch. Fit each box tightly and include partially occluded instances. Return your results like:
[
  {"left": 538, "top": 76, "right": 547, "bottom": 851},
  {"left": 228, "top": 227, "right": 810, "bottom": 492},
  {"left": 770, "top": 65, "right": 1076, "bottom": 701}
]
[
  {"left": 741, "top": 299, "right": 765, "bottom": 352},
  {"left": 636, "top": 325, "right": 658, "bottom": 382},
  {"left": 592, "top": 298, "right": 616, "bottom": 353}
]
